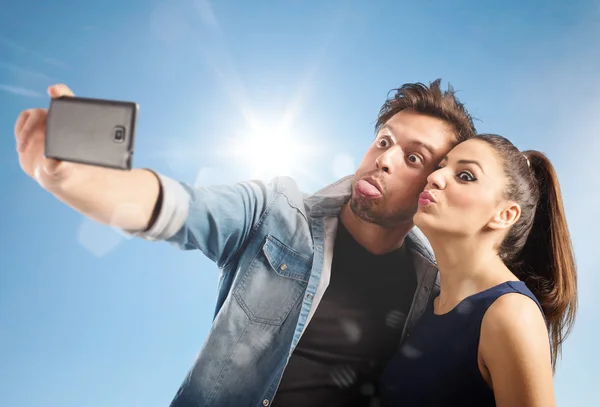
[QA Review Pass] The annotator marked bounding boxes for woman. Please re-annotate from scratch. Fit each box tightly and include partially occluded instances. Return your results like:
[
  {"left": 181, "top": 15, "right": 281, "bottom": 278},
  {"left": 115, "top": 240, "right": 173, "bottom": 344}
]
[{"left": 379, "top": 134, "right": 577, "bottom": 406}]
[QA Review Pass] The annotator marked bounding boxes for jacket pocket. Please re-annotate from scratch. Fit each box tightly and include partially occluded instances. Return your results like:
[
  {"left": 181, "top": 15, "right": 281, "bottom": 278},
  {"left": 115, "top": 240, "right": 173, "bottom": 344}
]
[{"left": 233, "top": 234, "right": 312, "bottom": 325}]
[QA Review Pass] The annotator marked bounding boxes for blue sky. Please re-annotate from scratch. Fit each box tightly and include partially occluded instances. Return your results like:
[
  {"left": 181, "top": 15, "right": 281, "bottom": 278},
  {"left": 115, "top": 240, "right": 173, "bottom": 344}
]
[{"left": 1, "top": 0, "right": 598, "bottom": 405}]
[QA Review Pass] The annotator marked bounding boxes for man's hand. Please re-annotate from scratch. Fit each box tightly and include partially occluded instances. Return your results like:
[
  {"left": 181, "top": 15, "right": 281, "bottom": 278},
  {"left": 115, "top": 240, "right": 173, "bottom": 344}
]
[
  {"left": 15, "top": 84, "right": 81, "bottom": 189},
  {"left": 14, "top": 84, "right": 161, "bottom": 232}
]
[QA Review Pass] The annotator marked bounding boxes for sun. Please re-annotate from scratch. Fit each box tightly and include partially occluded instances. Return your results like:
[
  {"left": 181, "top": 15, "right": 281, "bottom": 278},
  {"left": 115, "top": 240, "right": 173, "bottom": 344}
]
[{"left": 223, "top": 115, "right": 320, "bottom": 180}]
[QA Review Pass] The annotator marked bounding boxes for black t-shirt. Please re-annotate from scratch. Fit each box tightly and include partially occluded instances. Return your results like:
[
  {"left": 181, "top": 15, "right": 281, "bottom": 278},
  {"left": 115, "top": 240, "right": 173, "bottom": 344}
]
[{"left": 272, "top": 220, "right": 418, "bottom": 407}]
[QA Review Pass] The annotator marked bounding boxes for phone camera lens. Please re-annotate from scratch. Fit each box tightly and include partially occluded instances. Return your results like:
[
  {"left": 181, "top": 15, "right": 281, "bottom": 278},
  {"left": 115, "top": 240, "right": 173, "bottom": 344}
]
[{"left": 113, "top": 126, "right": 125, "bottom": 143}]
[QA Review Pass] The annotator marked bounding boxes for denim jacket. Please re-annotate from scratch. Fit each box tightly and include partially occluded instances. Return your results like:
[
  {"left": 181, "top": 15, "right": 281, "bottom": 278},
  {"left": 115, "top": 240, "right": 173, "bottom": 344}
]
[{"left": 133, "top": 174, "right": 439, "bottom": 407}]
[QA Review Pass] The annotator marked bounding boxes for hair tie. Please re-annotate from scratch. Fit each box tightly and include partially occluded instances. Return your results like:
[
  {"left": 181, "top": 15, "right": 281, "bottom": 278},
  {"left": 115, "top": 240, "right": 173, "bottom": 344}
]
[{"left": 524, "top": 154, "right": 530, "bottom": 168}]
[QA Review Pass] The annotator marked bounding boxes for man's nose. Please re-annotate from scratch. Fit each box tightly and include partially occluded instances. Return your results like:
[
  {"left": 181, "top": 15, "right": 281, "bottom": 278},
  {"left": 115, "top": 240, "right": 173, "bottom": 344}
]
[{"left": 375, "top": 147, "right": 401, "bottom": 174}]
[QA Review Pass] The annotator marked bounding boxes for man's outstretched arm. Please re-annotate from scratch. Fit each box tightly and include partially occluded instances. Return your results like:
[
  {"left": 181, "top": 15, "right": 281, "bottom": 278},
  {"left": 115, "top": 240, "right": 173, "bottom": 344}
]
[{"left": 15, "top": 84, "right": 274, "bottom": 267}]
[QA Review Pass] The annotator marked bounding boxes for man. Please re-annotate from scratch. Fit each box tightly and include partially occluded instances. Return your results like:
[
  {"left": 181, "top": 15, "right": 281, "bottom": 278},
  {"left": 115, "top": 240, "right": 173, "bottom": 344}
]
[{"left": 15, "top": 79, "right": 476, "bottom": 407}]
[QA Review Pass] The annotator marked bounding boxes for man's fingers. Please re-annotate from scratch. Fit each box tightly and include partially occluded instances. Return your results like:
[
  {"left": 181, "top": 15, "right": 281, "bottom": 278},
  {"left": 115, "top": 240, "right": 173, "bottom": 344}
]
[
  {"left": 34, "top": 157, "right": 63, "bottom": 184},
  {"left": 48, "top": 84, "right": 75, "bottom": 99},
  {"left": 14, "top": 109, "right": 32, "bottom": 138},
  {"left": 20, "top": 108, "right": 45, "bottom": 136},
  {"left": 15, "top": 108, "right": 46, "bottom": 153}
]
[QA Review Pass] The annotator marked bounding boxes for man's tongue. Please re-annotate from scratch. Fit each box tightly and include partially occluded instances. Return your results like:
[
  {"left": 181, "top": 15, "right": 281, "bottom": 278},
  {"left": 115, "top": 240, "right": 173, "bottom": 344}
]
[{"left": 356, "top": 179, "right": 382, "bottom": 198}]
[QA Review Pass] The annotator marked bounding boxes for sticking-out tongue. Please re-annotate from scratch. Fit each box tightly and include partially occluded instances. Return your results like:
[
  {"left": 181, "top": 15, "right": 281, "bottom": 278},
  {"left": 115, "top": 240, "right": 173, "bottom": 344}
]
[{"left": 355, "top": 179, "right": 382, "bottom": 198}]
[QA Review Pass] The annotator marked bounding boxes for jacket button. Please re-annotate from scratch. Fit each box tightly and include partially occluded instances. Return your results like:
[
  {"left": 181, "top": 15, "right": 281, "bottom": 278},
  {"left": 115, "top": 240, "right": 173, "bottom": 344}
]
[
  {"left": 263, "top": 400, "right": 270, "bottom": 406},
  {"left": 280, "top": 264, "right": 287, "bottom": 271},
  {"left": 306, "top": 293, "right": 314, "bottom": 301}
]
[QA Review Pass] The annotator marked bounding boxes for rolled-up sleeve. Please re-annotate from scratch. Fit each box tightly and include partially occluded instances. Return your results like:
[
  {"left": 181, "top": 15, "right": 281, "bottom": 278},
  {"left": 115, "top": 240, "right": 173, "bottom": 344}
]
[
  {"left": 127, "top": 173, "right": 277, "bottom": 268},
  {"left": 136, "top": 173, "right": 191, "bottom": 241}
]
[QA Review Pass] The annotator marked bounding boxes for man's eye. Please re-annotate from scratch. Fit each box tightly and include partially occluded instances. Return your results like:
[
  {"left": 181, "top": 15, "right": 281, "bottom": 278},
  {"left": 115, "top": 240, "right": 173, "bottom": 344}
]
[
  {"left": 377, "top": 136, "right": 392, "bottom": 148},
  {"left": 407, "top": 154, "right": 423, "bottom": 164},
  {"left": 457, "top": 171, "right": 476, "bottom": 182}
]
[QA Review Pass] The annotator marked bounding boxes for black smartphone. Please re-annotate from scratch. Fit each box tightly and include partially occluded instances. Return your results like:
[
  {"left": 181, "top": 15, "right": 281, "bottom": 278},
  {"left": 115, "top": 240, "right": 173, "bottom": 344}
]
[{"left": 44, "top": 96, "right": 138, "bottom": 170}]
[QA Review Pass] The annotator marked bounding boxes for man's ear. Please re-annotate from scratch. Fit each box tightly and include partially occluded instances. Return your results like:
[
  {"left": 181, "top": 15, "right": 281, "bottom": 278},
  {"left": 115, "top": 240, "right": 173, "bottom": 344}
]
[{"left": 487, "top": 201, "right": 521, "bottom": 231}]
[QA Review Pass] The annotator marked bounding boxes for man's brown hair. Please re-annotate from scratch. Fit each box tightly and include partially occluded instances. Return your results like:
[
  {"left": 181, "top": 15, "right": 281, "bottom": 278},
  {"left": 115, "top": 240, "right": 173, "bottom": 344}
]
[{"left": 376, "top": 78, "right": 476, "bottom": 142}]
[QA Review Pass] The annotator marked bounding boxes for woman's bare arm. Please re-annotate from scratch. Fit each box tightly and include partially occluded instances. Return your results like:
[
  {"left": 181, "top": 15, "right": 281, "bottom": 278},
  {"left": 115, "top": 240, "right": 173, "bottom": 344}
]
[{"left": 479, "top": 293, "right": 556, "bottom": 407}]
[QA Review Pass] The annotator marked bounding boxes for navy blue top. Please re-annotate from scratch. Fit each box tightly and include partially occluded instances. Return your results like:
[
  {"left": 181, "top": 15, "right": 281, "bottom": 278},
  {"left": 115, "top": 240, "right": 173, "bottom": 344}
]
[{"left": 379, "top": 281, "right": 544, "bottom": 407}]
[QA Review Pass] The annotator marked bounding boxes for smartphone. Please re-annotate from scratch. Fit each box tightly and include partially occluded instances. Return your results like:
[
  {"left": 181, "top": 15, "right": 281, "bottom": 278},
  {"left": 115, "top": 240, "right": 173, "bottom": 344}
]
[{"left": 44, "top": 96, "right": 138, "bottom": 170}]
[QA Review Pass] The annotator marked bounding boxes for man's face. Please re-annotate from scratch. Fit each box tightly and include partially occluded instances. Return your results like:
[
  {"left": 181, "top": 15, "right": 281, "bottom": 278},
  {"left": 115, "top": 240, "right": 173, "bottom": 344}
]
[{"left": 349, "top": 110, "right": 455, "bottom": 227}]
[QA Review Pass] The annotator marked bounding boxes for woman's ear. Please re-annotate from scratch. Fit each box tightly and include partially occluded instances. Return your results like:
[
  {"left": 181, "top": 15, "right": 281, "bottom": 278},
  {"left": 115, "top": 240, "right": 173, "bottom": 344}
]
[{"left": 487, "top": 201, "right": 521, "bottom": 230}]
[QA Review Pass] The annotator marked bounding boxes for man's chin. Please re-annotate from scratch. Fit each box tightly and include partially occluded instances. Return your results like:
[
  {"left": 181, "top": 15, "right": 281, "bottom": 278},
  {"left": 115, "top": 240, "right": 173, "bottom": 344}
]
[
  {"left": 349, "top": 197, "right": 408, "bottom": 228},
  {"left": 348, "top": 196, "right": 379, "bottom": 224}
]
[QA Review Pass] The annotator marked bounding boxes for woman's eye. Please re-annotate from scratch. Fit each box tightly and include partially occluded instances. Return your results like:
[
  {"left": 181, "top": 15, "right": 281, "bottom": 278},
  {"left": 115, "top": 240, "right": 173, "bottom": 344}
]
[
  {"left": 408, "top": 154, "right": 423, "bottom": 164},
  {"left": 458, "top": 171, "right": 476, "bottom": 182}
]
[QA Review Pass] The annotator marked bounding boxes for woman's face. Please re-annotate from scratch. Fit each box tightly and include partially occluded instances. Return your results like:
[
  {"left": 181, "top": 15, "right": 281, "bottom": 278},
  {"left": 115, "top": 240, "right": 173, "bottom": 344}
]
[{"left": 414, "top": 138, "right": 519, "bottom": 238}]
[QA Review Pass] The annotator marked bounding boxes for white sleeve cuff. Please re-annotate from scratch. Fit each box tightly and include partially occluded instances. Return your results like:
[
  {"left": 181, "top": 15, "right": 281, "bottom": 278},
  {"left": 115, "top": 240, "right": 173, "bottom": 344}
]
[{"left": 129, "top": 173, "right": 190, "bottom": 241}]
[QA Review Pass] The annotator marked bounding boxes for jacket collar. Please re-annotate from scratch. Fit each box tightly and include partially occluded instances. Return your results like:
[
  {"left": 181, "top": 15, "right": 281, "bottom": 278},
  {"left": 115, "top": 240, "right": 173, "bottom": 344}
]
[{"left": 306, "top": 175, "right": 437, "bottom": 267}]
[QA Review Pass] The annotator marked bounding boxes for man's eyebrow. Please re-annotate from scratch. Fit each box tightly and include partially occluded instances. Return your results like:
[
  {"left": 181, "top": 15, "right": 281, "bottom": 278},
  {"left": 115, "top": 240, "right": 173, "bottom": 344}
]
[
  {"left": 374, "top": 124, "right": 393, "bottom": 140},
  {"left": 408, "top": 140, "right": 436, "bottom": 157},
  {"left": 379, "top": 125, "right": 436, "bottom": 156},
  {"left": 380, "top": 124, "right": 394, "bottom": 134},
  {"left": 441, "top": 156, "right": 485, "bottom": 174}
]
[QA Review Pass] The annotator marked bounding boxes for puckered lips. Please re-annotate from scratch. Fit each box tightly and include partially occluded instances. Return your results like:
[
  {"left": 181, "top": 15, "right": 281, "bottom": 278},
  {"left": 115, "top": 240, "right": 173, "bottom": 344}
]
[{"left": 418, "top": 190, "right": 436, "bottom": 207}]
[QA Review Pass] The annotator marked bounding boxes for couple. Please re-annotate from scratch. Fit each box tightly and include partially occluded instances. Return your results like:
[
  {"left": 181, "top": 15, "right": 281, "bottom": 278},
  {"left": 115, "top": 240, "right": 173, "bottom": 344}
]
[{"left": 15, "top": 79, "right": 577, "bottom": 407}]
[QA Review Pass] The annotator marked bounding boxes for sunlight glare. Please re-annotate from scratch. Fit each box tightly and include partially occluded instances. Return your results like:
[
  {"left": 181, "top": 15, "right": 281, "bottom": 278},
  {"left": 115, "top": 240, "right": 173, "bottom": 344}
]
[{"left": 226, "top": 117, "right": 315, "bottom": 179}]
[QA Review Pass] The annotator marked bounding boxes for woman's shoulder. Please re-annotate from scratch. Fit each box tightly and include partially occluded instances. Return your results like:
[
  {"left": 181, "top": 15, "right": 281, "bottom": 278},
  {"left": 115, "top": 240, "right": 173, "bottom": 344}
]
[
  {"left": 484, "top": 289, "right": 545, "bottom": 332},
  {"left": 476, "top": 280, "right": 545, "bottom": 324},
  {"left": 479, "top": 286, "right": 550, "bottom": 362}
]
